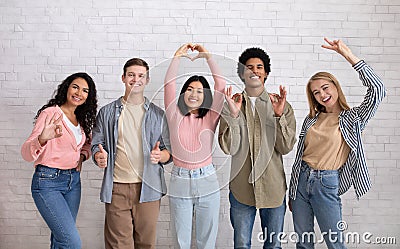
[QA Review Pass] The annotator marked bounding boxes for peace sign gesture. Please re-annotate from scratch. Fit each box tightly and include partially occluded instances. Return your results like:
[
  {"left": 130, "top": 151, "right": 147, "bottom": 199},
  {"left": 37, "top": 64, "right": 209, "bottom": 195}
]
[
  {"left": 38, "top": 113, "right": 63, "bottom": 146},
  {"left": 321, "top": 37, "right": 360, "bottom": 66}
]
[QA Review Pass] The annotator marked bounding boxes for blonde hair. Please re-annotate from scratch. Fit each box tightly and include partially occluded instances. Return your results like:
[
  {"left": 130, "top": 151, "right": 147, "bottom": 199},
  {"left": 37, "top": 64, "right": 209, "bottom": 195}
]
[{"left": 306, "top": 72, "right": 350, "bottom": 118}]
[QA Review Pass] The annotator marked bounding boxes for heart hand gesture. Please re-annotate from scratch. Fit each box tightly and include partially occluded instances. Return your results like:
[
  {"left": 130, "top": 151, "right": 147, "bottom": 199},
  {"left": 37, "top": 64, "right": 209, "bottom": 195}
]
[
  {"left": 174, "top": 43, "right": 211, "bottom": 61},
  {"left": 38, "top": 113, "right": 63, "bottom": 146},
  {"left": 174, "top": 43, "right": 194, "bottom": 59},
  {"left": 191, "top": 44, "right": 211, "bottom": 61}
]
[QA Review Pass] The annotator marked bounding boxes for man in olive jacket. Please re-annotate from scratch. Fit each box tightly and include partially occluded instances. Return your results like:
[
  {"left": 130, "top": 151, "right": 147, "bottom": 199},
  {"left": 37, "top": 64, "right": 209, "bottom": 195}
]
[{"left": 218, "top": 47, "right": 296, "bottom": 249}]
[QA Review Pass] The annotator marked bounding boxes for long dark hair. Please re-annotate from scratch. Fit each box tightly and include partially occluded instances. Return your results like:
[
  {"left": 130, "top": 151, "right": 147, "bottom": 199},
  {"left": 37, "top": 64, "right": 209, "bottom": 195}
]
[
  {"left": 177, "top": 75, "right": 213, "bottom": 119},
  {"left": 34, "top": 72, "right": 98, "bottom": 138}
]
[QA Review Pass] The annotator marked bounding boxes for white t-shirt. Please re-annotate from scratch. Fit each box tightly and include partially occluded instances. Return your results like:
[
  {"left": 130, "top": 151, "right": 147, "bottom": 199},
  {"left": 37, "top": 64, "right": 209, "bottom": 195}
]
[
  {"left": 249, "top": 96, "right": 257, "bottom": 116},
  {"left": 63, "top": 114, "right": 82, "bottom": 145}
]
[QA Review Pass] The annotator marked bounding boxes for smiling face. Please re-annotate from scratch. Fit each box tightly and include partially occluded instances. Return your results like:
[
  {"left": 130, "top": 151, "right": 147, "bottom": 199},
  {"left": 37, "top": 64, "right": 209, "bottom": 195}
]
[
  {"left": 242, "top": 57, "right": 267, "bottom": 90},
  {"left": 309, "top": 79, "right": 341, "bottom": 113},
  {"left": 122, "top": 65, "right": 149, "bottom": 97},
  {"left": 65, "top": 77, "right": 89, "bottom": 107},
  {"left": 183, "top": 81, "right": 204, "bottom": 114}
]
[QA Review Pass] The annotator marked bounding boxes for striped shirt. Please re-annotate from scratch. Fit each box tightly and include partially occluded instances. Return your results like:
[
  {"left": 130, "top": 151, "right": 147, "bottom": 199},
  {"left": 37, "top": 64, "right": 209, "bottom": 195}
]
[{"left": 289, "top": 60, "right": 386, "bottom": 200}]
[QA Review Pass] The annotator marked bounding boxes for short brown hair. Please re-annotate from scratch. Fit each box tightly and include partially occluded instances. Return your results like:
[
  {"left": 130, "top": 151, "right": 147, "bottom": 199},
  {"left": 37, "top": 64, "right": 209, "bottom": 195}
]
[{"left": 123, "top": 58, "right": 149, "bottom": 78}]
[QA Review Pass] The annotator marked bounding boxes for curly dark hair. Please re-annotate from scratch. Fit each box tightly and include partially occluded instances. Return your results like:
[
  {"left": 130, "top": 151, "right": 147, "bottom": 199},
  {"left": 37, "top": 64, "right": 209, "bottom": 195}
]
[
  {"left": 178, "top": 75, "right": 213, "bottom": 119},
  {"left": 237, "top": 47, "right": 271, "bottom": 83},
  {"left": 34, "top": 72, "right": 98, "bottom": 138}
]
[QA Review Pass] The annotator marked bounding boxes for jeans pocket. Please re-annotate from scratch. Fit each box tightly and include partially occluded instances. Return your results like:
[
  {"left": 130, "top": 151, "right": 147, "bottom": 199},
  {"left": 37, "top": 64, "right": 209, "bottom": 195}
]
[
  {"left": 35, "top": 165, "right": 59, "bottom": 180},
  {"left": 320, "top": 173, "right": 339, "bottom": 189},
  {"left": 32, "top": 166, "right": 63, "bottom": 191}
]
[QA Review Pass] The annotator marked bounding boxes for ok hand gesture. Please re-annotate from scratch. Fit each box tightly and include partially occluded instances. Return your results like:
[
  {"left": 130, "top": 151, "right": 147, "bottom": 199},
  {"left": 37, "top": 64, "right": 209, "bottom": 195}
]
[
  {"left": 224, "top": 86, "right": 242, "bottom": 118},
  {"left": 269, "top": 85, "right": 287, "bottom": 117},
  {"left": 38, "top": 113, "right": 63, "bottom": 146}
]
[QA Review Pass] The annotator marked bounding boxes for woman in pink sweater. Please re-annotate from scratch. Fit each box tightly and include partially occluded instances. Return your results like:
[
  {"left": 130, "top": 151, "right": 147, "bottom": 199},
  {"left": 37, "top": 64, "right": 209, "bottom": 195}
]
[
  {"left": 164, "top": 43, "right": 226, "bottom": 249},
  {"left": 21, "top": 72, "right": 97, "bottom": 249}
]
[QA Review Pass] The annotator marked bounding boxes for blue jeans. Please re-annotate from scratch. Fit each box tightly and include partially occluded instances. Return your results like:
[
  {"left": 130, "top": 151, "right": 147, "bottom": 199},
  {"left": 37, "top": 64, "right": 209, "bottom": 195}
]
[
  {"left": 229, "top": 191, "right": 286, "bottom": 249},
  {"left": 169, "top": 164, "right": 220, "bottom": 249},
  {"left": 31, "top": 165, "right": 81, "bottom": 249},
  {"left": 291, "top": 161, "right": 346, "bottom": 249}
]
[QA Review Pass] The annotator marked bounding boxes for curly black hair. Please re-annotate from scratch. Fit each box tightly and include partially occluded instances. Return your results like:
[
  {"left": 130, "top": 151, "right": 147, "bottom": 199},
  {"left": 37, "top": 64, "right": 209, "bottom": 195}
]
[
  {"left": 237, "top": 47, "right": 271, "bottom": 83},
  {"left": 34, "top": 72, "right": 98, "bottom": 138},
  {"left": 177, "top": 75, "right": 213, "bottom": 119}
]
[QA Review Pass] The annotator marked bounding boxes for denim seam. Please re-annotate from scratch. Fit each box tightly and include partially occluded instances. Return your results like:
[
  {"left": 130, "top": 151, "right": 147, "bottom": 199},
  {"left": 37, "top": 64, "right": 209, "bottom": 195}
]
[{"left": 38, "top": 192, "right": 69, "bottom": 247}]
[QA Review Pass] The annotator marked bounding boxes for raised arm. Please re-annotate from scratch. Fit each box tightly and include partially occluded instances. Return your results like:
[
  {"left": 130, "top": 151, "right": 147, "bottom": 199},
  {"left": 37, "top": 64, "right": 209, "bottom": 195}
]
[
  {"left": 191, "top": 44, "right": 226, "bottom": 116},
  {"left": 164, "top": 43, "right": 194, "bottom": 110},
  {"left": 322, "top": 37, "right": 386, "bottom": 129},
  {"left": 321, "top": 37, "right": 360, "bottom": 66}
]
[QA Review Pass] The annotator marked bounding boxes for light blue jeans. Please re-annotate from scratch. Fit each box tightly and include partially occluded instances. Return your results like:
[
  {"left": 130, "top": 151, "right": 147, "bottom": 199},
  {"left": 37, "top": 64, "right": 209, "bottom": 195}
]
[
  {"left": 291, "top": 161, "right": 346, "bottom": 249},
  {"left": 169, "top": 164, "right": 220, "bottom": 249},
  {"left": 229, "top": 192, "right": 286, "bottom": 249},
  {"left": 31, "top": 165, "right": 81, "bottom": 249}
]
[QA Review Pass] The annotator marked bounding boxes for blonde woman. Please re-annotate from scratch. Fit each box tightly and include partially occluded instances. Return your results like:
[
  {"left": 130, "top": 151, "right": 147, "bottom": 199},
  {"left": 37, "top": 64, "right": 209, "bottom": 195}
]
[{"left": 289, "top": 38, "right": 386, "bottom": 249}]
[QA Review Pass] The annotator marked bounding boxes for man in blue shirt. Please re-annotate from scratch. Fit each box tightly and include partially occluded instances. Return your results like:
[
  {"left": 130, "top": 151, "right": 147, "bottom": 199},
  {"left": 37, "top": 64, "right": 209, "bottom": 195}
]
[{"left": 91, "top": 58, "right": 170, "bottom": 249}]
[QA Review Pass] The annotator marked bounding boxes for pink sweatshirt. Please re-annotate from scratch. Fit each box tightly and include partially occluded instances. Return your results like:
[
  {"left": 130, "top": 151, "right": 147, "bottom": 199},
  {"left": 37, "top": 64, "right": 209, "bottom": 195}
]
[
  {"left": 21, "top": 106, "right": 91, "bottom": 169},
  {"left": 164, "top": 57, "right": 226, "bottom": 169}
]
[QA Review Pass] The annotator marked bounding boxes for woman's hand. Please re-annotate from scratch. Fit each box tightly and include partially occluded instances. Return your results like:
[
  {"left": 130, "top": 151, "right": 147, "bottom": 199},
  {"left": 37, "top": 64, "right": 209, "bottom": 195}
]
[
  {"left": 174, "top": 43, "right": 195, "bottom": 59},
  {"left": 191, "top": 44, "right": 212, "bottom": 61},
  {"left": 322, "top": 37, "right": 360, "bottom": 65},
  {"left": 76, "top": 154, "right": 85, "bottom": 172},
  {"left": 38, "top": 113, "right": 63, "bottom": 146},
  {"left": 173, "top": 43, "right": 211, "bottom": 61}
]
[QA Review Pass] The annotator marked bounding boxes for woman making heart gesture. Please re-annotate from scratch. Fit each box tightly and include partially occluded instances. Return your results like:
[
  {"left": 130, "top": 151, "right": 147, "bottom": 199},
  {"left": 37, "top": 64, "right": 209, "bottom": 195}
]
[
  {"left": 164, "top": 43, "right": 226, "bottom": 249},
  {"left": 21, "top": 72, "right": 97, "bottom": 249}
]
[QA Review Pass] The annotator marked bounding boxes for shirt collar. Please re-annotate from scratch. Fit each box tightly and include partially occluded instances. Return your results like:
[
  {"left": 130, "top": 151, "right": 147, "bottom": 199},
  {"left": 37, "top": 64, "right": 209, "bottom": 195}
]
[
  {"left": 116, "top": 96, "right": 150, "bottom": 110},
  {"left": 243, "top": 88, "right": 269, "bottom": 102}
]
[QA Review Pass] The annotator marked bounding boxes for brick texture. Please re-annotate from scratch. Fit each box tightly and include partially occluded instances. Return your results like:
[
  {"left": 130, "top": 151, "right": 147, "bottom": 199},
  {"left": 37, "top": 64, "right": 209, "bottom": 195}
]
[{"left": 1, "top": 0, "right": 399, "bottom": 248}]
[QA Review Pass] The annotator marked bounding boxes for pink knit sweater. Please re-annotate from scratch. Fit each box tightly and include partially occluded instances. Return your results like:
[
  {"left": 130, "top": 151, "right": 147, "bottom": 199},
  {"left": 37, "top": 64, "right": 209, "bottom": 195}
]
[
  {"left": 21, "top": 106, "right": 91, "bottom": 169},
  {"left": 164, "top": 57, "right": 226, "bottom": 169}
]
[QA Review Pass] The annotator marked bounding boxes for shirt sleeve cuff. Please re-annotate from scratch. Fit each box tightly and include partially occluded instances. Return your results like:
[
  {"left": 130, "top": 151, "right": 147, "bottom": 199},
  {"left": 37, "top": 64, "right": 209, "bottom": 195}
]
[{"left": 353, "top": 60, "right": 366, "bottom": 71}]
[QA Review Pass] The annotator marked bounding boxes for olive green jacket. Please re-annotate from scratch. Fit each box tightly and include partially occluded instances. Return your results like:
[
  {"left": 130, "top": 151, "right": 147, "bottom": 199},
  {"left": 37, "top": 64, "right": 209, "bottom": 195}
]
[{"left": 218, "top": 90, "right": 296, "bottom": 208}]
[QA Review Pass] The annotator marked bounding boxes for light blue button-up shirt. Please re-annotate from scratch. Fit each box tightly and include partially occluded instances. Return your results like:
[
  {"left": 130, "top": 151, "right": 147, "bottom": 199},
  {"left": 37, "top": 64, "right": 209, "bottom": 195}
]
[{"left": 91, "top": 97, "right": 170, "bottom": 203}]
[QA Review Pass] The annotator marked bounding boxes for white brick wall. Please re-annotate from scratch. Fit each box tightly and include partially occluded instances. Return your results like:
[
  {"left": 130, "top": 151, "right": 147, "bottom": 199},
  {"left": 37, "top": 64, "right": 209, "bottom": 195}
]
[{"left": 1, "top": 0, "right": 399, "bottom": 248}]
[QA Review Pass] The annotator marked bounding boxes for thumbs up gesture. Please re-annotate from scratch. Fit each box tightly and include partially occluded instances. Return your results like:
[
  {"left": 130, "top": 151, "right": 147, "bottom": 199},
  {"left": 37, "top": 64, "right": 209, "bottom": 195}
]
[
  {"left": 94, "top": 144, "right": 108, "bottom": 168},
  {"left": 150, "top": 141, "right": 161, "bottom": 164}
]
